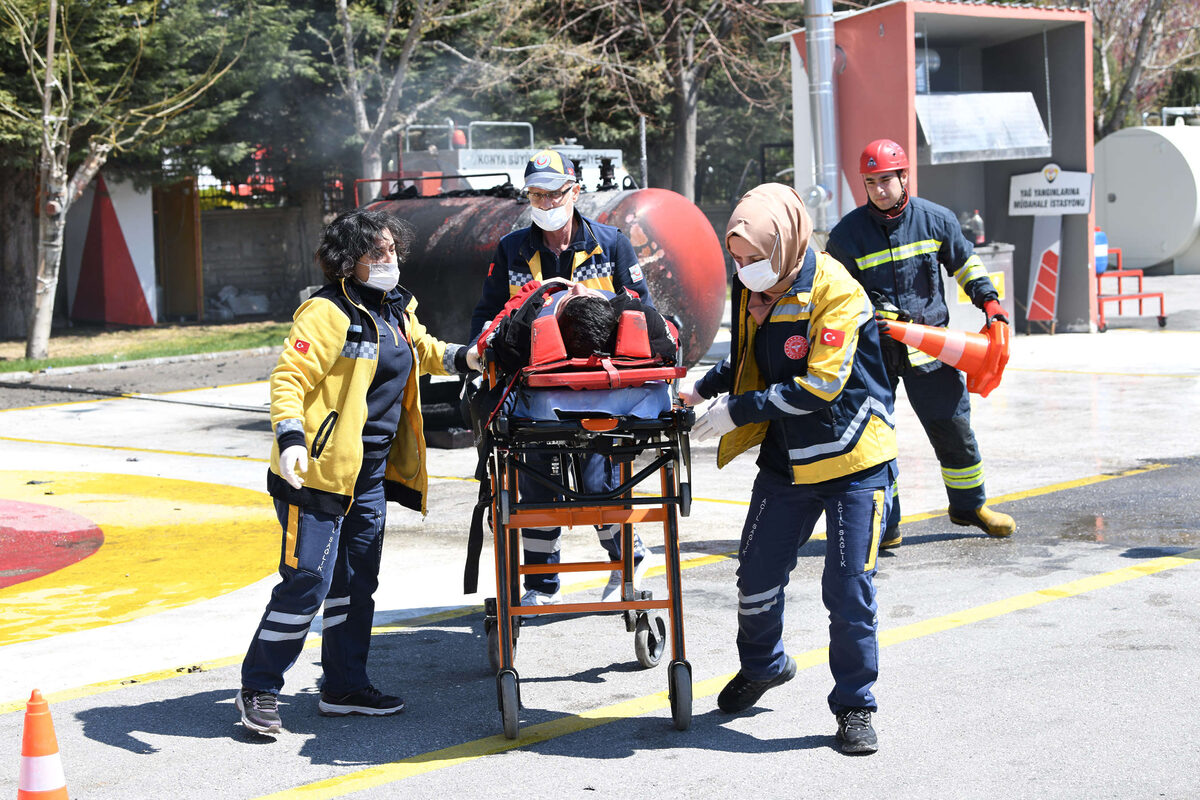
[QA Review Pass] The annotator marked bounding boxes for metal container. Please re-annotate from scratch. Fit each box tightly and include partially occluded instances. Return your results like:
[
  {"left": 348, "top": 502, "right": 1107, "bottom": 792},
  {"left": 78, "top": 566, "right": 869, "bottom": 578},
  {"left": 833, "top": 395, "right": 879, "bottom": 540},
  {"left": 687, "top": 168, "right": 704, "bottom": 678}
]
[
  {"left": 1096, "top": 126, "right": 1200, "bottom": 274},
  {"left": 369, "top": 188, "right": 728, "bottom": 365}
]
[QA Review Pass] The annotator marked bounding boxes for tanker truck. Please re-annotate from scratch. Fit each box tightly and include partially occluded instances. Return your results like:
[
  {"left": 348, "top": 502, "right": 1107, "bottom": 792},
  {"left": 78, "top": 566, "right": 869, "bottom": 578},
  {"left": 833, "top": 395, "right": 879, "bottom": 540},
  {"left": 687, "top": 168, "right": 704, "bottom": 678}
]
[{"left": 360, "top": 124, "right": 729, "bottom": 445}]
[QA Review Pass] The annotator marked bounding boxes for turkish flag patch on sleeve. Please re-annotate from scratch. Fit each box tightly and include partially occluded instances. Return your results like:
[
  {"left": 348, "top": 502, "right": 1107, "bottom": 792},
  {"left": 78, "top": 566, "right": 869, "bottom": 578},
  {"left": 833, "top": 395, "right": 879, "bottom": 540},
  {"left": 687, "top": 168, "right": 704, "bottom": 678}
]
[
  {"left": 819, "top": 328, "right": 845, "bottom": 347},
  {"left": 294, "top": 339, "right": 310, "bottom": 354}
]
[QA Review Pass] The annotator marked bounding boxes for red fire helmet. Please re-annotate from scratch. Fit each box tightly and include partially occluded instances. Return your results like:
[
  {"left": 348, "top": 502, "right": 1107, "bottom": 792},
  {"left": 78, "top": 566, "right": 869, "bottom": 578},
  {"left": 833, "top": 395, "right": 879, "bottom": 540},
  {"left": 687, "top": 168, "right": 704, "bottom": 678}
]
[{"left": 859, "top": 139, "right": 909, "bottom": 174}]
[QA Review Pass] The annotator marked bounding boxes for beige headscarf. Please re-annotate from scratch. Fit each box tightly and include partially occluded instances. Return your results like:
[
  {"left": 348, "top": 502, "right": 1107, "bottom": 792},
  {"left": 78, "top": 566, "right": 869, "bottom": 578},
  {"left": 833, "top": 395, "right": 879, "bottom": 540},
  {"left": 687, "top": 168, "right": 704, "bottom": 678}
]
[{"left": 725, "top": 183, "right": 814, "bottom": 324}]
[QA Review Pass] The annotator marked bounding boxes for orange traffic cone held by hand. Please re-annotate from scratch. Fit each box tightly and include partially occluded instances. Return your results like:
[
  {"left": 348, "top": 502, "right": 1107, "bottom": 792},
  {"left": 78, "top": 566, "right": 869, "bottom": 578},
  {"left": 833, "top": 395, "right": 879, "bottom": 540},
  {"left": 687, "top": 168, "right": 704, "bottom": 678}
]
[
  {"left": 883, "top": 319, "right": 1010, "bottom": 397},
  {"left": 19, "top": 690, "right": 68, "bottom": 800}
]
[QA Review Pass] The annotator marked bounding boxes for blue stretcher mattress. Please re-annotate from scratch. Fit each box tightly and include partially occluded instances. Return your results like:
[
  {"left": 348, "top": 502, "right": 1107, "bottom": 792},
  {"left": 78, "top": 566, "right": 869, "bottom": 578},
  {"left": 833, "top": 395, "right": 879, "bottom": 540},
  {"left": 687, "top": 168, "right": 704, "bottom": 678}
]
[{"left": 510, "top": 381, "right": 672, "bottom": 420}]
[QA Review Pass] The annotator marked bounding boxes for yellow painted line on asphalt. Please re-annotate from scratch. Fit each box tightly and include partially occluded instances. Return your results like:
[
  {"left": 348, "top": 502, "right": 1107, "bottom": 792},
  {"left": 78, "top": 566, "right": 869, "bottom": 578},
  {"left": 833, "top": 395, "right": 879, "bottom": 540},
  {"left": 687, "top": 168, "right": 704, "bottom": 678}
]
[
  {"left": 0, "top": 463, "right": 1173, "bottom": 713},
  {"left": 258, "top": 545, "right": 1200, "bottom": 799},
  {"left": 0, "top": 435, "right": 266, "bottom": 462},
  {"left": 0, "top": 471, "right": 279, "bottom": 646}
]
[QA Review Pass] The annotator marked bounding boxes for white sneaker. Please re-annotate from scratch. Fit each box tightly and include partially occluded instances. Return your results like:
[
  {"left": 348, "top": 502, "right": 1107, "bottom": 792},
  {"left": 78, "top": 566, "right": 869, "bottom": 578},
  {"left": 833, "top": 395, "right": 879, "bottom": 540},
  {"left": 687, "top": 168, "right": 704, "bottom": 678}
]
[
  {"left": 600, "top": 571, "right": 623, "bottom": 603},
  {"left": 520, "top": 588, "right": 561, "bottom": 606},
  {"left": 600, "top": 559, "right": 650, "bottom": 602}
]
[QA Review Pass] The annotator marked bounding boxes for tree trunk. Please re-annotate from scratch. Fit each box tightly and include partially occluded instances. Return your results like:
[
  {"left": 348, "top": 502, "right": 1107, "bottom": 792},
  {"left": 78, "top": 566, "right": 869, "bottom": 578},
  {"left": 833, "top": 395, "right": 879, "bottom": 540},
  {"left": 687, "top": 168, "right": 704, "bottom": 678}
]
[
  {"left": 361, "top": 145, "right": 384, "bottom": 202},
  {"left": 670, "top": 81, "right": 698, "bottom": 203},
  {"left": 0, "top": 167, "right": 37, "bottom": 342},
  {"left": 26, "top": 159, "right": 71, "bottom": 360}
]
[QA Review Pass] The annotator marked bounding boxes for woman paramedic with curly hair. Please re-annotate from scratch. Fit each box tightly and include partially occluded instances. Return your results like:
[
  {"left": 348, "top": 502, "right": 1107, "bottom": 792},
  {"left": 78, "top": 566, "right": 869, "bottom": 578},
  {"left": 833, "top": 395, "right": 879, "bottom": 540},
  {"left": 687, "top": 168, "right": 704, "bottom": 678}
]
[
  {"left": 236, "top": 209, "right": 479, "bottom": 735},
  {"left": 680, "top": 183, "right": 898, "bottom": 755}
]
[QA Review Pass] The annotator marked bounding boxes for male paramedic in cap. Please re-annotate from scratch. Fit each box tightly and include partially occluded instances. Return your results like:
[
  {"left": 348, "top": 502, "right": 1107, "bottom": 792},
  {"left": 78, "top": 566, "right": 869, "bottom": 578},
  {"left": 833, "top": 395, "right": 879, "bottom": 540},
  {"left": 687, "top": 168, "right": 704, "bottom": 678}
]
[
  {"left": 825, "top": 138, "right": 1015, "bottom": 547},
  {"left": 468, "top": 149, "right": 657, "bottom": 606}
]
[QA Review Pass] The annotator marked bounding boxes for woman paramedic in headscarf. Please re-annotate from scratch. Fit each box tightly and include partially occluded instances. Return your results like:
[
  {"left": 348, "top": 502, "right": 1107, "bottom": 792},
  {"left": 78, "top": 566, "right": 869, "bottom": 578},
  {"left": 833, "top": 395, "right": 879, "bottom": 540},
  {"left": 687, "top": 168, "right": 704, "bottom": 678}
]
[{"left": 679, "top": 183, "right": 898, "bottom": 755}]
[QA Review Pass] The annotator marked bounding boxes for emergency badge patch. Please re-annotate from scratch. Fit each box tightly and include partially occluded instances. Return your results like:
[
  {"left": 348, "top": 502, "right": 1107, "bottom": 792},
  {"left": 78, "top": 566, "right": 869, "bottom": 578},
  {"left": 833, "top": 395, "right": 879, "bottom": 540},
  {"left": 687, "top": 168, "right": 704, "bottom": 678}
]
[
  {"left": 294, "top": 339, "right": 310, "bottom": 354},
  {"left": 783, "top": 335, "right": 809, "bottom": 360}
]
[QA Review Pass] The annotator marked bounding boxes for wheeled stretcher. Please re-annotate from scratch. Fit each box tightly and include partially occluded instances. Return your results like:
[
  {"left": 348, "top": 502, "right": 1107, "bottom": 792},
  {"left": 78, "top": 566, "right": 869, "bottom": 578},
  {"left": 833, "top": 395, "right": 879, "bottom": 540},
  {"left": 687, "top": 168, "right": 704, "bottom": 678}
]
[{"left": 477, "top": 306, "right": 695, "bottom": 738}]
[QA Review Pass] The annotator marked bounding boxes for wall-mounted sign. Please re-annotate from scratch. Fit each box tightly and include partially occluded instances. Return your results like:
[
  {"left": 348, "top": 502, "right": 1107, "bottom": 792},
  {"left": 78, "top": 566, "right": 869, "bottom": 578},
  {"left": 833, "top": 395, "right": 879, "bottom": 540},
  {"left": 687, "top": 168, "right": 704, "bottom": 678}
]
[{"left": 1008, "top": 163, "right": 1093, "bottom": 216}]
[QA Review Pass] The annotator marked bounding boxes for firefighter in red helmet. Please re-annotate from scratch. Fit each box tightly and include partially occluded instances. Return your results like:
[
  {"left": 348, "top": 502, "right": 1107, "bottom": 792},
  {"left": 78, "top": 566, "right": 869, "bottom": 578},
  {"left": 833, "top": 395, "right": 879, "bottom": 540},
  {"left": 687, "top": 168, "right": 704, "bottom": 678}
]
[{"left": 826, "top": 138, "right": 1015, "bottom": 546}]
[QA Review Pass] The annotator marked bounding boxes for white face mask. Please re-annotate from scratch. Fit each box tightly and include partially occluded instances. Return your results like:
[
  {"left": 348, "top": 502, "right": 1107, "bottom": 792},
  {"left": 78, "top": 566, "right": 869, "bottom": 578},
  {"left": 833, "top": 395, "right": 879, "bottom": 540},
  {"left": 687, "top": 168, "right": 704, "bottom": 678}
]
[
  {"left": 531, "top": 204, "right": 572, "bottom": 231},
  {"left": 360, "top": 261, "right": 399, "bottom": 293},
  {"left": 736, "top": 233, "right": 781, "bottom": 292}
]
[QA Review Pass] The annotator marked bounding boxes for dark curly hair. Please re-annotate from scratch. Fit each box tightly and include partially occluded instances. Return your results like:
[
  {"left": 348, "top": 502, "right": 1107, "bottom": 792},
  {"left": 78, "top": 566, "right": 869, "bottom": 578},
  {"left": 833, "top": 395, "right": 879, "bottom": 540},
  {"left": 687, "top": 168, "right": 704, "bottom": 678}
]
[{"left": 316, "top": 209, "right": 415, "bottom": 283}]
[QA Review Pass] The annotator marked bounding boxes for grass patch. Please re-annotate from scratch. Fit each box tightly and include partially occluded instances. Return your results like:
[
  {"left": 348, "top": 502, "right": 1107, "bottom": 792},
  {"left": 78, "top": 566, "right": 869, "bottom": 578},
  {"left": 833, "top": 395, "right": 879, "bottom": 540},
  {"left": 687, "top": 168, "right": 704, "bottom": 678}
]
[{"left": 0, "top": 321, "right": 290, "bottom": 374}]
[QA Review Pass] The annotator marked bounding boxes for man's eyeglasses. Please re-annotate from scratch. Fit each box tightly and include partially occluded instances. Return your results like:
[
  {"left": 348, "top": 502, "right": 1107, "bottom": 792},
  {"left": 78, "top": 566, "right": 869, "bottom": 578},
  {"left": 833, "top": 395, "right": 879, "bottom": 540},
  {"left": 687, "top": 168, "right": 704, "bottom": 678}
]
[{"left": 524, "top": 186, "right": 574, "bottom": 206}]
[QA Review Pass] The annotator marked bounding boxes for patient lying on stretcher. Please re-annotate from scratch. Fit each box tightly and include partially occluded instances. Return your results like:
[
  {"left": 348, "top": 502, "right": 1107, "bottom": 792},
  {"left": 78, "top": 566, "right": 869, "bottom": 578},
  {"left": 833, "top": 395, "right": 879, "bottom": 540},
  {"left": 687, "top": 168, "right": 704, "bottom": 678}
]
[
  {"left": 476, "top": 277, "right": 678, "bottom": 375},
  {"left": 465, "top": 279, "right": 684, "bottom": 604}
]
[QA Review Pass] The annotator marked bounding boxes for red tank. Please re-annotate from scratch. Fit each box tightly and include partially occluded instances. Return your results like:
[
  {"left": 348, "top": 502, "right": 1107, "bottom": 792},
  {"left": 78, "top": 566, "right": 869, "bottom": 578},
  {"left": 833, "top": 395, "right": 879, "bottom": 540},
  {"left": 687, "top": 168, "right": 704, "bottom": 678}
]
[{"left": 368, "top": 188, "right": 727, "bottom": 366}]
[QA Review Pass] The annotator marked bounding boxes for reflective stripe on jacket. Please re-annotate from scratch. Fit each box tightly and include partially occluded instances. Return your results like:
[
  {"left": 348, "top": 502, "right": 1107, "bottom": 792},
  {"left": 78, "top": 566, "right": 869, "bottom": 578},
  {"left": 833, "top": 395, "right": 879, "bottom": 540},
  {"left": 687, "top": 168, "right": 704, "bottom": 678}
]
[
  {"left": 826, "top": 196, "right": 997, "bottom": 371},
  {"left": 268, "top": 279, "right": 459, "bottom": 515},
  {"left": 695, "top": 249, "right": 898, "bottom": 484}
]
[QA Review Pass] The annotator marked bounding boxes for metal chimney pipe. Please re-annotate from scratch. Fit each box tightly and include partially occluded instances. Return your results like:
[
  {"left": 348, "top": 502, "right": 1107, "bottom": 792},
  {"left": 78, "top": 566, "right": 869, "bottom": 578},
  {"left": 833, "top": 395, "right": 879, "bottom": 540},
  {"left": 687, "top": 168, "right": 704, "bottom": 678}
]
[{"left": 804, "top": 0, "right": 841, "bottom": 232}]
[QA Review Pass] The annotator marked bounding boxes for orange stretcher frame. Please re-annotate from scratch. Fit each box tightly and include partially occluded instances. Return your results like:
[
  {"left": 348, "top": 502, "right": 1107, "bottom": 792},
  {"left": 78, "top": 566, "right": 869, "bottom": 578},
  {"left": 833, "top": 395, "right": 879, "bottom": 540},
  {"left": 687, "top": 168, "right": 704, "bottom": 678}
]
[{"left": 483, "top": 366, "right": 695, "bottom": 739}]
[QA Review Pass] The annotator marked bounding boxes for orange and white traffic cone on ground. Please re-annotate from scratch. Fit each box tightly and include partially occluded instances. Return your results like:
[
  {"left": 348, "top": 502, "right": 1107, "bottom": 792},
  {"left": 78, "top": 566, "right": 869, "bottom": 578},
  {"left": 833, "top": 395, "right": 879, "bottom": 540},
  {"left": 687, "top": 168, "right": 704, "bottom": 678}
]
[
  {"left": 18, "top": 690, "right": 68, "bottom": 799},
  {"left": 883, "top": 319, "right": 1010, "bottom": 397}
]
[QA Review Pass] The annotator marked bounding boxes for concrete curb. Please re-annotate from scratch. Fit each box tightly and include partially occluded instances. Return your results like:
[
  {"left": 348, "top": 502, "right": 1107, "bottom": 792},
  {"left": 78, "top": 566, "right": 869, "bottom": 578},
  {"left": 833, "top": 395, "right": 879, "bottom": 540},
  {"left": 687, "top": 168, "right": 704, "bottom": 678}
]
[{"left": 0, "top": 346, "right": 281, "bottom": 384}]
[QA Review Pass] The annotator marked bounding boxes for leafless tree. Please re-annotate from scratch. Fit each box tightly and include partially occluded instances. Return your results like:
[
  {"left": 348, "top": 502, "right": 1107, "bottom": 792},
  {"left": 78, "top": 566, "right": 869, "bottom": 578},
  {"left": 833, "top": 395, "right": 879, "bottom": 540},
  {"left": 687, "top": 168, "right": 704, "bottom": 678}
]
[
  {"left": 0, "top": 0, "right": 247, "bottom": 359},
  {"left": 320, "top": 0, "right": 573, "bottom": 186},
  {"left": 1093, "top": 0, "right": 1200, "bottom": 138}
]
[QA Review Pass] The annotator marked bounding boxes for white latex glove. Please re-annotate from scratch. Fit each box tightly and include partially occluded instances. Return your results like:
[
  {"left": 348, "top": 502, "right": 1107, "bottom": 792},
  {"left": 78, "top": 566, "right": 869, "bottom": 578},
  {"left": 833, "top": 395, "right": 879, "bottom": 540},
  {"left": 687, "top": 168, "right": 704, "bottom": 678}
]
[
  {"left": 691, "top": 395, "right": 736, "bottom": 442},
  {"left": 279, "top": 445, "right": 308, "bottom": 490},
  {"left": 466, "top": 347, "right": 483, "bottom": 372},
  {"left": 677, "top": 382, "right": 704, "bottom": 407}
]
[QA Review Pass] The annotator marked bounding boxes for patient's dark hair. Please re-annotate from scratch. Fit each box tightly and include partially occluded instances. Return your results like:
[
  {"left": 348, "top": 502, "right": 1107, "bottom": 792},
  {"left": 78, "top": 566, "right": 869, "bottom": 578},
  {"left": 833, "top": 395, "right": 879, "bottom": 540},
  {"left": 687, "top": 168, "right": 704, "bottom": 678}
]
[{"left": 558, "top": 295, "right": 617, "bottom": 358}]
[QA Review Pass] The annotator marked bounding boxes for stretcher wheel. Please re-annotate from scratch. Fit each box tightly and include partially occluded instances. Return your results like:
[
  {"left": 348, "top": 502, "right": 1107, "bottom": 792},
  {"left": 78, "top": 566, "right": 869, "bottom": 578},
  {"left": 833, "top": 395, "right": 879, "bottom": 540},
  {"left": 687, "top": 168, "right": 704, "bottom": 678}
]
[
  {"left": 679, "top": 482, "right": 691, "bottom": 517},
  {"left": 1158, "top": 315, "right": 1168, "bottom": 328},
  {"left": 498, "top": 670, "right": 520, "bottom": 739},
  {"left": 486, "top": 620, "right": 518, "bottom": 673},
  {"left": 633, "top": 613, "right": 666, "bottom": 668},
  {"left": 1097, "top": 322, "right": 1107, "bottom": 333},
  {"left": 668, "top": 660, "right": 692, "bottom": 731}
]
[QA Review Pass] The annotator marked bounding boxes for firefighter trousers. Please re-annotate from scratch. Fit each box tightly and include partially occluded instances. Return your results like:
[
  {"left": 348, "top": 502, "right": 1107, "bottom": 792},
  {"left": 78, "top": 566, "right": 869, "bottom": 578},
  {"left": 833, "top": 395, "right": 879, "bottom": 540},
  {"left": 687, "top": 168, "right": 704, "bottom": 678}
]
[
  {"left": 889, "top": 361, "right": 986, "bottom": 532},
  {"left": 735, "top": 466, "right": 891, "bottom": 714},
  {"left": 241, "top": 457, "right": 387, "bottom": 696}
]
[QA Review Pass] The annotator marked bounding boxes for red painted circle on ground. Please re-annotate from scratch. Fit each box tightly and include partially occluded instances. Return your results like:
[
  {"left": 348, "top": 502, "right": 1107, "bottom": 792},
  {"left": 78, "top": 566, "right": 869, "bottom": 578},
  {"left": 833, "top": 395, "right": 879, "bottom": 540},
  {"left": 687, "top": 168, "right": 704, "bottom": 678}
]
[{"left": 0, "top": 499, "right": 104, "bottom": 588}]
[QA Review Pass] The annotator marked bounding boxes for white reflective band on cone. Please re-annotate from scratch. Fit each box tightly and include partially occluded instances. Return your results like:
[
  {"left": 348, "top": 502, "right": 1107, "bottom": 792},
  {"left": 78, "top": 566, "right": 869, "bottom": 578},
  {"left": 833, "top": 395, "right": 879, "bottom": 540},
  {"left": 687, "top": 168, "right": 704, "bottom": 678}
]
[{"left": 19, "top": 752, "right": 67, "bottom": 792}]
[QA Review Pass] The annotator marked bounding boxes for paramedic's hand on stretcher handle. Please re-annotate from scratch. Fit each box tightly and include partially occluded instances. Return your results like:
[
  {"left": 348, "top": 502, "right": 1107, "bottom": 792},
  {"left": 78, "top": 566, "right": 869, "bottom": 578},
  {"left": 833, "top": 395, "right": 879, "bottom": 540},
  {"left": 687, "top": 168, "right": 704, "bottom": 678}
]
[
  {"left": 678, "top": 382, "right": 704, "bottom": 407},
  {"left": 466, "top": 348, "right": 483, "bottom": 372},
  {"left": 692, "top": 395, "right": 736, "bottom": 442},
  {"left": 280, "top": 445, "right": 308, "bottom": 490}
]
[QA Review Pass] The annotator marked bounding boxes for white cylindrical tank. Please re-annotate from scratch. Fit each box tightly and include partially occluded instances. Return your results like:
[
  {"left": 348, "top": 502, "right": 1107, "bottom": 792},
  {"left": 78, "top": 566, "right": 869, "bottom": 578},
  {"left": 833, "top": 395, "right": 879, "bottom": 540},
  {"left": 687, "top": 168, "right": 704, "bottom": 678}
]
[{"left": 1095, "top": 125, "right": 1200, "bottom": 273}]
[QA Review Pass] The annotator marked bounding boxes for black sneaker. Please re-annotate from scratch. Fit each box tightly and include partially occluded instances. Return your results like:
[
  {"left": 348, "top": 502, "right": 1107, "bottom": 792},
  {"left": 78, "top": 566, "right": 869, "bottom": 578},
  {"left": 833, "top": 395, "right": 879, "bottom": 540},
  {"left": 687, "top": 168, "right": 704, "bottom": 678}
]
[
  {"left": 237, "top": 688, "right": 282, "bottom": 734},
  {"left": 318, "top": 686, "right": 405, "bottom": 717},
  {"left": 717, "top": 656, "right": 797, "bottom": 713},
  {"left": 835, "top": 707, "right": 878, "bottom": 754}
]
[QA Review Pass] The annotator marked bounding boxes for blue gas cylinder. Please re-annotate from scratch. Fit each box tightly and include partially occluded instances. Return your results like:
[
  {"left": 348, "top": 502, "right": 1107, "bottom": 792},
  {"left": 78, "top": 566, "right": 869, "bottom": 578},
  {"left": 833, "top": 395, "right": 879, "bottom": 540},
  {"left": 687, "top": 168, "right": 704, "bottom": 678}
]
[{"left": 1094, "top": 228, "right": 1108, "bottom": 275}]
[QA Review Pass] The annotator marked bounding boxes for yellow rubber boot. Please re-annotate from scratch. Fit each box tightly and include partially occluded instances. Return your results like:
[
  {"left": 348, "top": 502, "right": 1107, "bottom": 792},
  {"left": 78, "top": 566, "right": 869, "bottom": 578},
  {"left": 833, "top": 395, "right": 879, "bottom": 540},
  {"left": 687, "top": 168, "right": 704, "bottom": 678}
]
[
  {"left": 948, "top": 505, "right": 1015, "bottom": 537},
  {"left": 880, "top": 525, "right": 903, "bottom": 549}
]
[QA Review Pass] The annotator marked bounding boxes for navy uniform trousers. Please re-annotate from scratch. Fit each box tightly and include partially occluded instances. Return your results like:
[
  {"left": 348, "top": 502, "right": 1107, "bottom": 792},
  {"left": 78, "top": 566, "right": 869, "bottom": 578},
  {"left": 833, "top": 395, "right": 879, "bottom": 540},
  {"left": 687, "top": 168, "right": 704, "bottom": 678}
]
[
  {"left": 888, "top": 361, "right": 985, "bottom": 532},
  {"left": 736, "top": 465, "right": 892, "bottom": 714},
  {"left": 518, "top": 450, "right": 647, "bottom": 595},
  {"left": 241, "top": 457, "right": 387, "bottom": 696}
]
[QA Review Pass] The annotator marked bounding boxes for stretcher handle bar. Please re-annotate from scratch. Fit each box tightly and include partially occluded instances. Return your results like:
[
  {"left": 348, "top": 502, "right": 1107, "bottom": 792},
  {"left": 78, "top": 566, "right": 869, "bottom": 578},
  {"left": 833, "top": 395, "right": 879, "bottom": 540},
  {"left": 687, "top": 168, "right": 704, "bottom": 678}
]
[
  {"left": 522, "top": 559, "right": 620, "bottom": 574},
  {"left": 509, "top": 453, "right": 676, "bottom": 502},
  {"left": 507, "top": 507, "right": 668, "bottom": 528},
  {"left": 510, "top": 598, "right": 668, "bottom": 617}
]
